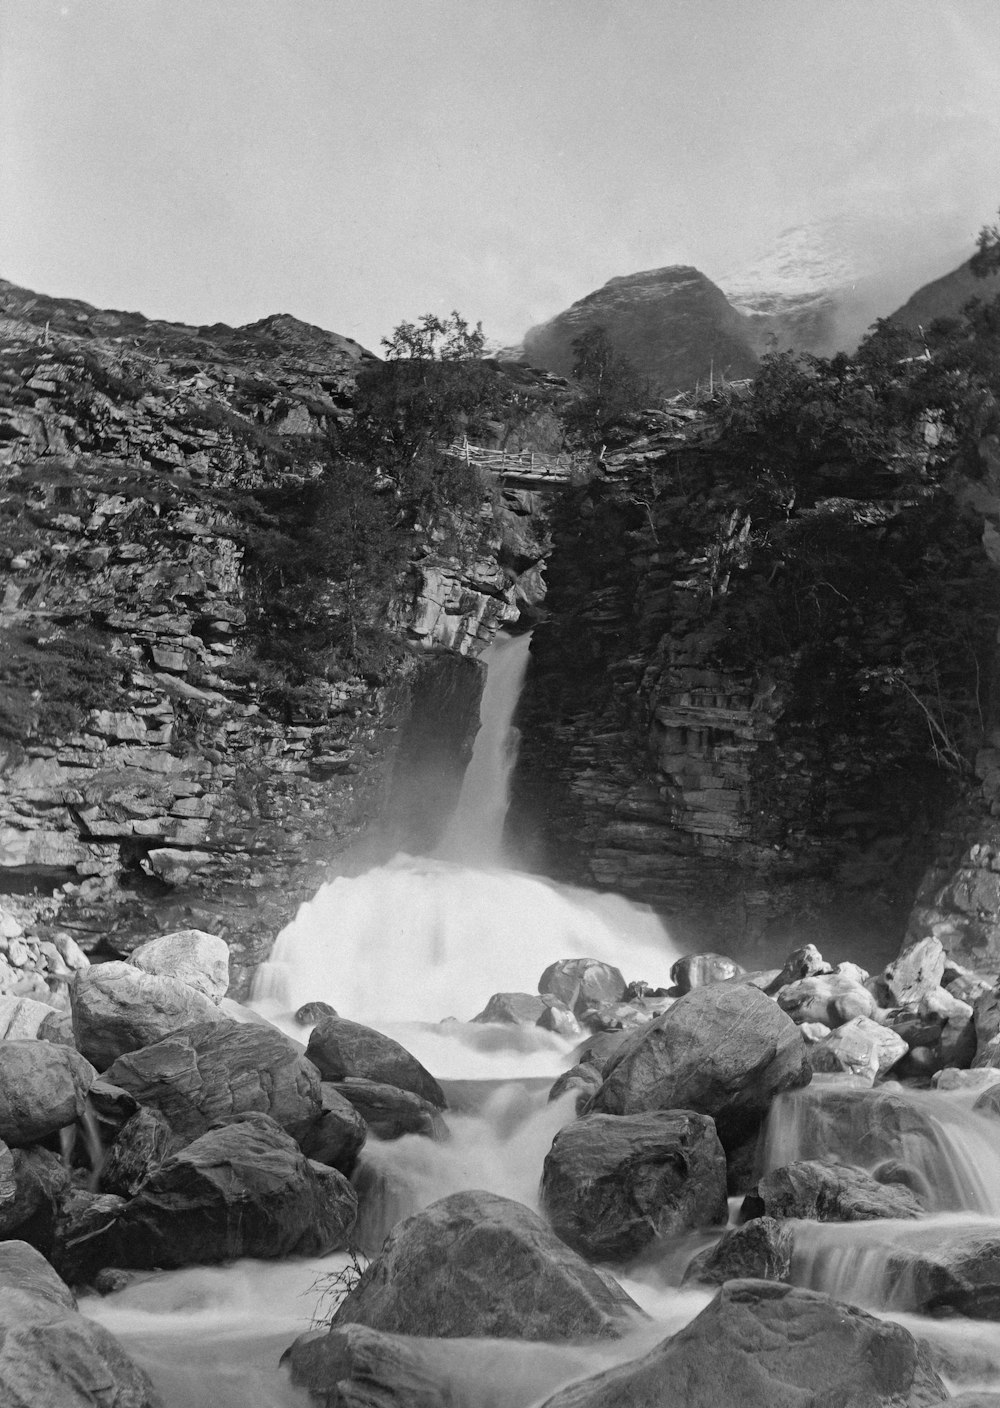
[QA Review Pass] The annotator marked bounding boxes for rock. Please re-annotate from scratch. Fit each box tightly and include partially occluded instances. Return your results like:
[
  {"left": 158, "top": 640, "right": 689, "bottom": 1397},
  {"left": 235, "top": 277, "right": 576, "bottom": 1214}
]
[
  {"left": 776, "top": 973, "right": 879, "bottom": 1027},
  {"left": 548, "top": 1064, "right": 603, "bottom": 1110},
  {"left": 589, "top": 983, "right": 811, "bottom": 1151},
  {"left": 70, "top": 1113, "right": 357, "bottom": 1275},
  {"left": 799, "top": 1021, "right": 832, "bottom": 1043},
  {"left": 684, "top": 1216, "right": 792, "bottom": 1286},
  {"left": 742, "top": 1160, "right": 924, "bottom": 1221},
  {"left": 536, "top": 1279, "right": 946, "bottom": 1408},
  {"left": 807, "top": 1015, "right": 908, "bottom": 1083},
  {"left": 306, "top": 1016, "right": 446, "bottom": 1108},
  {"left": 70, "top": 962, "right": 227, "bottom": 1070},
  {"left": 884, "top": 937, "right": 947, "bottom": 1005},
  {"left": 328, "top": 1078, "right": 447, "bottom": 1140},
  {"left": 886, "top": 1229, "right": 1000, "bottom": 1318},
  {"left": 0, "top": 994, "right": 63, "bottom": 1040},
  {"left": 0, "top": 1240, "right": 162, "bottom": 1407},
  {"left": 536, "top": 999, "right": 583, "bottom": 1038},
  {"left": 297, "top": 1083, "right": 367, "bottom": 1174},
  {"left": 37, "top": 1011, "right": 76, "bottom": 1047},
  {"left": 0, "top": 1143, "right": 70, "bottom": 1252},
  {"left": 472, "top": 992, "right": 548, "bottom": 1025},
  {"left": 541, "top": 1110, "right": 727, "bottom": 1261},
  {"left": 834, "top": 961, "right": 870, "bottom": 985},
  {"left": 53, "top": 1189, "right": 128, "bottom": 1285},
  {"left": 331, "top": 1189, "right": 644, "bottom": 1341},
  {"left": 764, "top": 944, "right": 832, "bottom": 993},
  {"left": 670, "top": 952, "right": 745, "bottom": 993},
  {"left": 100, "top": 1106, "right": 177, "bottom": 1197},
  {"left": 0, "top": 1040, "right": 96, "bottom": 1145},
  {"left": 935, "top": 1066, "right": 1000, "bottom": 1092},
  {"left": 538, "top": 959, "right": 627, "bottom": 1018},
  {"left": 103, "top": 1018, "right": 322, "bottom": 1143},
  {"left": 128, "top": 929, "right": 230, "bottom": 1002},
  {"left": 974, "top": 1083, "right": 1000, "bottom": 1119},
  {"left": 295, "top": 1000, "right": 338, "bottom": 1026}
]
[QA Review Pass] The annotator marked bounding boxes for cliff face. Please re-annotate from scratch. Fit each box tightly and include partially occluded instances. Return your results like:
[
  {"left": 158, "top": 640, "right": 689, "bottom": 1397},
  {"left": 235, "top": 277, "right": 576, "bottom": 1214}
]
[
  {"left": 521, "top": 267, "right": 759, "bottom": 395},
  {"left": 507, "top": 404, "right": 1000, "bottom": 969},
  {"left": 0, "top": 283, "right": 549, "bottom": 993}
]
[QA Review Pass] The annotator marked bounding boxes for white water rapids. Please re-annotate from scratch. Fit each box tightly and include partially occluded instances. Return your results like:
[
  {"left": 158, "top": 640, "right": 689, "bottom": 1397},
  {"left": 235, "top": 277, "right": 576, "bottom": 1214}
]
[{"left": 82, "top": 630, "right": 1000, "bottom": 1405}]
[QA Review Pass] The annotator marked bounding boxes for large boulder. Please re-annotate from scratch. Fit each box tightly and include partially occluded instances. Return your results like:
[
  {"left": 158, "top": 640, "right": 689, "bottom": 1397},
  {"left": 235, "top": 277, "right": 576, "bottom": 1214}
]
[
  {"left": 298, "top": 1083, "right": 368, "bottom": 1174},
  {"left": 0, "top": 1040, "right": 96, "bottom": 1145},
  {"left": 0, "top": 1142, "right": 70, "bottom": 1251},
  {"left": 0, "top": 995, "right": 64, "bottom": 1041},
  {"left": 70, "top": 962, "right": 226, "bottom": 1069},
  {"left": 683, "top": 1217, "right": 792, "bottom": 1286},
  {"left": 99, "top": 1106, "right": 177, "bottom": 1198},
  {"left": 331, "top": 1189, "right": 645, "bottom": 1341},
  {"left": 670, "top": 953, "right": 744, "bottom": 994},
  {"left": 885, "top": 1228, "right": 1000, "bottom": 1318},
  {"left": 538, "top": 1279, "right": 946, "bottom": 1408},
  {"left": 103, "top": 1018, "right": 322, "bottom": 1143},
  {"left": 306, "top": 1017, "right": 445, "bottom": 1108},
  {"left": 472, "top": 992, "right": 549, "bottom": 1025},
  {"left": 538, "top": 960, "right": 627, "bottom": 1019},
  {"left": 327, "top": 1078, "right": 447, "bottom": 1140},
  {"left": 127, "top": 929, "right": 229, "bottom": 1002},
  {"left": 742, "top": 1160, "right": 925, "bottom": 1222},
  {"left": 541, "top": 1111, "right": 727, "bottom": 1261},
  {"left": 589, "top": 984, "right": 811, "bottom": 1151},
  {"left": 776, "top": 973, "right": 879, "bottom": 1028},
  {"left": 807, "top": 1016, "right": 908, "bottom": 1083},
  {"left": 69, "top": 1113, "right": 357, "bottom": 1276},
  {"left": 883, "top": 937, "right": 947, "bottom": 1006},
  {"left": 0, "top": 1239, "right": 162, "bottom": 1407}
]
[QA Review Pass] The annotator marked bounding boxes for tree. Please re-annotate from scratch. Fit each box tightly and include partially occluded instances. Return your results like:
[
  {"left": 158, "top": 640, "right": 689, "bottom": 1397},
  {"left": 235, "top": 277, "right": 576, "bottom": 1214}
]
[
  {"left": 971, "top": 208, "right": 1000, "bottom": 280},
  {"left": 566, "top": 324, "right": 648, "bottom": 446},
  {"left": 381, "top": 311, "right": 486, "bottom": 361}
]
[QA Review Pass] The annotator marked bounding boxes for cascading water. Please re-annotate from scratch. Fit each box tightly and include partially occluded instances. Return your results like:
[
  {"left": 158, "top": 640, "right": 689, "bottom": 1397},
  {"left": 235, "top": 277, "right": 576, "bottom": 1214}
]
[{"left": 83, "top": 628, "right": 1000, "bottom": 1405}]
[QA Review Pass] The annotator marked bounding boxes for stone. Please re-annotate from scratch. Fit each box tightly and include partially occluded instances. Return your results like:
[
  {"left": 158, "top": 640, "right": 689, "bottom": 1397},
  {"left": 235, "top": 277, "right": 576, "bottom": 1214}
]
[
  {"left": 331, "top": 1189, "right": 645, "bottom": 1341},
  {"left": 0, "top": 1039, "right": 96, "bottom": 1145},
  {"left": 885, "top": 1229, "right": 1000, "bottom": 1318},
  {"left": 0, "top": 1240, "right": 161, "bottom": 1407},
  {"left": 536, "top": 1279, "right": 946, "bottom": 1408},
  {"left": 537, "top": 959, "right": 627, "bottom": 1018},
  {"left": 294, "top": 1000, "right": 338, "bottom": 1026},
  {"left": 764, "top": 944, "right": 832, "bottom": 993},
  {"left": 742, "top": 1160, "right": 925, "bottom": 1222},
  {"left": 541, "top": 1110, "right": 727, "bottom": 1260},
  {"left": 100, "top": 1106, "right": 177, "bottom": 1197},
  {"left": 70, "top": 1113, "right": 357, "bottom": 1276},
  {"left": 128, "top": 928, "right": 229, "bottom": 1002},
  {"left": 70, "top": 962, "right": 227, "bottom": 1070},
  {"left": 328, "top": 1078, "right": 447, "bottom": 1140},
  {"left": 472, "top": 992, "right": 548, "bottom": 1025},
  {"left": 589, "top": 983, "right": 811, "bottom": 1151},
  {"left": 306, "top": 1016, "right": 446, "bottom": 1108},
  {"left": 103, "top": 1018, "right": 322, "bottom": 1143},
  {"left": 0, "top": 994, "right": 62, "bottom": 1040},
  {"left": 776, "top": 973, "right": 879, "bottom": 1028},
  {"left": 934, "top": 1066, "right": 1000, "bottom": 1092},
  {"left": 683, "top": 1216, "right": 793, "bottom": 1286},
  {"left": 548, "top": 1063, "right": 603, "bottom": 1110},
  {"left": 883, "top": 937, "right": 947, "bottom": 1005},
  {"left": 536, "top": 999, "right": 583, "bottom": 1038},
  {"left": 0, "top": 1143, "right": 70, "bottom": 1252},
  {"left": 807, "top": 1015, "right": 908, "bottom": 1083},
  {"left": 670, "top": 952, "right": 745, "bottom": 993},
  {"left": 53, "top": 1190, "right": 128, "bottom": 1284},
  {"left": 298, "top": 1083, "right": 367, "bottom": 1174}
]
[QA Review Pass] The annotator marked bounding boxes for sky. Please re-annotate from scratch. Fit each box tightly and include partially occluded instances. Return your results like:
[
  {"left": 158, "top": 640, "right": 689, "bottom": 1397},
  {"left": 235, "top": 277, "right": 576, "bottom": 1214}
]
[{"left": 2, "top": 0, "right": 999, "bottom": 351}]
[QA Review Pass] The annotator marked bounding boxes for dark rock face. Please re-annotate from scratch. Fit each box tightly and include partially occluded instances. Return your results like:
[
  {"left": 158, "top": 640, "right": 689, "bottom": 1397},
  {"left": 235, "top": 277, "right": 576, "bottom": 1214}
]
[
  {"left": 0, "top": 1239, "right": 162, "bottom": 1407},
  {"left": 0, "top": 1143, "right": 70, "bottom": 1252},
  {"left": 100, "top": 1107, "right": 177, "bottom": 1198},
  {"left": 73, "top": 1113, "right": 357, "bottom": 1274},
  {"left": 743, "top": 1161, "right": 924, "bottom": 1222},
  {"left": 331, "top": 1189, "right": 645, "bottom": 1341},
  {"left": 103, "top": 1018, "right": 322, "bottom": 1143},
  {"left": 541, "top": 1111, "right": 727, "bottom": 1261},
  {"left": 521, "top": 266, "right": 758, "bottom": 395},
  {"left": 590, "top": 984, "right": 811, "bottom": 1151},
  {"left": 538, "top": 1279, "right": 946, "bottom": 1408},
  {"left": 305, "top": 1016, "right": 446, "bottom": 1108},
  {"left": 294, "top": 1000, "right": 338, "bottom": 1026},
  {"left": 297, "top": 1083, "right": 367, "bottom": 1173},
  {"left": 0, "top": 1040, "right": 96, "bottom": 1145},
  {"left": 684, "top": 1217, "right": 792, "bottom": 1286},
  {"left": 327, "top": 1078, "right": 448, "bottom": 1141}
]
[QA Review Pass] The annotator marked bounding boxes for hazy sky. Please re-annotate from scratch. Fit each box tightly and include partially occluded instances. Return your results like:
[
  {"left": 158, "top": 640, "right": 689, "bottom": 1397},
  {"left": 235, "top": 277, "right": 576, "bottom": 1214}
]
[{"left": 2, "top": 0, "right": 999, "bottom": 349}]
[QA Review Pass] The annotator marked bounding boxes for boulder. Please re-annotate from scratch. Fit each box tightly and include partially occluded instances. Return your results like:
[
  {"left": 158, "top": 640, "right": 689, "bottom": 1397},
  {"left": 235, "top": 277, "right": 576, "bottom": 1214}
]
[
  {"left": 294, "top": 1000, "right": 338, "bottom": 1026},
  {"left": 548, "top": 1064, "right": 603, "bottom": 1111},
  {"left": 0, "top": 994, "right": 63, "bottom": 1041},
  {"left": 328, "top": 1078, "right": 447, "bottom": 1141},
  {"left": 100, "top": 1106, "right": 177, "bottom": 1197},
  {"left": 69, "top": 1113, "right": 357, "bottom": 1276},
  {"left": 0, "top": 1040, "right": 96, "bottom": 1145},
  {"left": 670, "top": 953, "right": 744, "bottom": 994},
  {"left": 472, "top": 992, "right": 548, "bottom": 1025},
  {"left": 128, "top": 929, "right": 229, "bottom": 1002},
  {"left": 536, "top": 1000, "right": 583, "bottom": 1039},
  {"left": 538, "top": 959, "right": 627, "bottom": 1018},
  {"left": 885, "top": 1229, "right": 1000, "bottom": 1318},
  {"left": 306, "top": 1016, "right": 445, "bottom": 1108},
  {"left": 541, "top": 1111, "right": 727, "bottom": 1261},
  {"left": 103, "top": 1018, "right": 322, "bottom": 1143},
  {"left": 807, "top": 1015, "right": 908, "bottom": 1083},
  {"left": 883, "top": 937, "right": 947, "bottom": 1006},
  {"left": 776, "top": 973, "right": 879, "bottom": 1028},
  {"left": 0, "top": 1240, "right": 161, "bottom": 1407},
  {"left": 764, "top": 944, "right": 832, "bottom": 993},
  {"left": 331, "top": 1189, "right": 644, "bottom": 1341},
  {"left": 70, "top": 962, "right": 226, "bottom": 1070},
  {"left": 683, "top": 1216, "right": 792, "bottom": 1286},
  {"left": 298, "top": 1083, "right": 367, "bottom": 1174},
  {"left": 537, "top": 1279, "right": 945, "bottom": 1408},
  {"left": 742, "top": 1160, "right": 924, "bottom": 1222},
  {"left": 53, "top": 1190, "right": 127, "bottom": 1285},
  {"left": 0, "top": 1143, "right": 69, "bottom": 1251},
  {"left": 589, "top": 983, "right": 811, "bottom": 1151}
]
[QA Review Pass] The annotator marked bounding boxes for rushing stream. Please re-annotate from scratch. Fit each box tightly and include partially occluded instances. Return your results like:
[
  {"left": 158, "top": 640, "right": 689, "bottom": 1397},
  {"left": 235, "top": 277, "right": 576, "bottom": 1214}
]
[{"left": 82, "top": 630, "right": 1000, "bottom": 1405}]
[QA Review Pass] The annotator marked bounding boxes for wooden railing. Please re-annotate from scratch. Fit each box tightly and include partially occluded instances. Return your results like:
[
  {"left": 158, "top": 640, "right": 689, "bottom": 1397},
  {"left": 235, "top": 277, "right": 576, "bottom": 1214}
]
[{"left": 442, "top": 439, "right": 576, "bottom": 481}]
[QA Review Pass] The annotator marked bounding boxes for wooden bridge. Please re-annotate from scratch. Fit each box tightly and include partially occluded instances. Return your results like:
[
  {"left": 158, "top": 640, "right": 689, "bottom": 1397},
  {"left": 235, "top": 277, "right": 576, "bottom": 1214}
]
[{"left": 441, "top": 438, "right": 578, "bottom": 484}]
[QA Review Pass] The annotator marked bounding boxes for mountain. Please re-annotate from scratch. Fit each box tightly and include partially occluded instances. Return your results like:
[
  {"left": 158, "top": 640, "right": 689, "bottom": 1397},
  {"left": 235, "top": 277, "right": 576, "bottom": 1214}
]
[
  {"left": 520, "top": 266, "right": 759, "bottom": 395},
  {"left": 888, "top": 257, "right": 1000, "bottom": 336}
]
